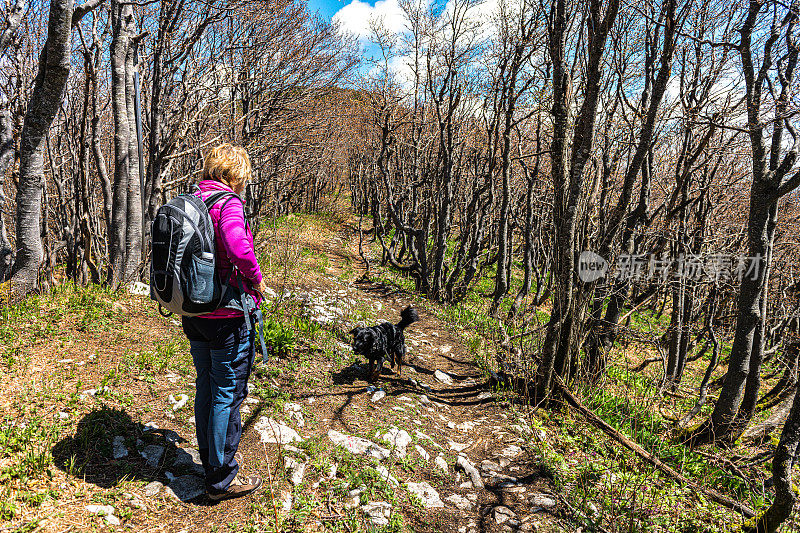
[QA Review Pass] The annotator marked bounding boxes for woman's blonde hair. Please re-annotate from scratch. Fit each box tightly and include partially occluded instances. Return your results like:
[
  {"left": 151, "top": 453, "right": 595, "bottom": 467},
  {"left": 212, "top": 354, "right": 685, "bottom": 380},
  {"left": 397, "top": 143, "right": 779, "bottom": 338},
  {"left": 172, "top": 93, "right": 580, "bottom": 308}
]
[{"left": 203, "top": 143, "right": 252, "bottom": 191}]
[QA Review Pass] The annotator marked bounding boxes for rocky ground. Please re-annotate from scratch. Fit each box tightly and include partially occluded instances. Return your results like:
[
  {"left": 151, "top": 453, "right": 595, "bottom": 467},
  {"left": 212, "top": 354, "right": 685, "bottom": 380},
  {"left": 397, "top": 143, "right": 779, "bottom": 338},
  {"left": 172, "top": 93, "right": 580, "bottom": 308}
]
[{"left": 0, "top": 213, "right": 571, "bottom": 532}]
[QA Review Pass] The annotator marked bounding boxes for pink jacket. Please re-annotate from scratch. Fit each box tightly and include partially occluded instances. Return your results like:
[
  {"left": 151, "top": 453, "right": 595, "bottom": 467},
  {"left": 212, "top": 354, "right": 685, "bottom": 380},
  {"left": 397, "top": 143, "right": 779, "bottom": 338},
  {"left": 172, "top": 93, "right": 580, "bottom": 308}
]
[{"left": 195, "top": 180, "right": 263, "bottom": 318}]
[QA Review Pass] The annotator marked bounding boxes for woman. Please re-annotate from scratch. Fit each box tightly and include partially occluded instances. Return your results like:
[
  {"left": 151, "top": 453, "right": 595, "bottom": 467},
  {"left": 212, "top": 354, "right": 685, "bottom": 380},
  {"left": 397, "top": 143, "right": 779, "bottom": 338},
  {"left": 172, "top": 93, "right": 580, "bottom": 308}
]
[{"left": 181, "top": 143, "right": 265, "bottom": 501}]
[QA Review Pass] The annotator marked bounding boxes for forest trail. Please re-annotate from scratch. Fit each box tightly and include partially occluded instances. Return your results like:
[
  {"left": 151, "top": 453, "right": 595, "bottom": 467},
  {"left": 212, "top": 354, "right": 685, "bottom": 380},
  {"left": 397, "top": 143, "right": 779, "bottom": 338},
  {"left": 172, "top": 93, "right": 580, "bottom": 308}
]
[{"left": 0, "top": 213, "right": 567, "bottom": 532}]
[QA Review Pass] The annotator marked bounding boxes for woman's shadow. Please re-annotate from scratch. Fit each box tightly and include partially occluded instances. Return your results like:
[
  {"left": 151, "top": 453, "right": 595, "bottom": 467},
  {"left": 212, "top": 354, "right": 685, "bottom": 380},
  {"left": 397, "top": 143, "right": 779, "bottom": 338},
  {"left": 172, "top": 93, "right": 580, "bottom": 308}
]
[{"left": 52, "top": 406, "right": 204, "bottom": 501}]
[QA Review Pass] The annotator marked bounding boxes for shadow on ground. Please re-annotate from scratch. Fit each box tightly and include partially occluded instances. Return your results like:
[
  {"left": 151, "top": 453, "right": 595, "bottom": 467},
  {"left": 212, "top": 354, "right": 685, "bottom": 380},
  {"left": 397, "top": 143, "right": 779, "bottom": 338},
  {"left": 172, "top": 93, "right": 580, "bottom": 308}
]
[{"left": 52, "top": 406, "right": 194, "bottom": 492}]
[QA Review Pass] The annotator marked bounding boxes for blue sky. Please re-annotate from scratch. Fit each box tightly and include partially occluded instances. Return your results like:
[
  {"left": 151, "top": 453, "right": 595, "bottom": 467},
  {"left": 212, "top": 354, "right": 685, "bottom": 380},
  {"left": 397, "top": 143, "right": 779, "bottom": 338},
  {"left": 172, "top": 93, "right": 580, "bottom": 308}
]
[{"left": 307, "top": 0, "right": 347, "bottom": 22}]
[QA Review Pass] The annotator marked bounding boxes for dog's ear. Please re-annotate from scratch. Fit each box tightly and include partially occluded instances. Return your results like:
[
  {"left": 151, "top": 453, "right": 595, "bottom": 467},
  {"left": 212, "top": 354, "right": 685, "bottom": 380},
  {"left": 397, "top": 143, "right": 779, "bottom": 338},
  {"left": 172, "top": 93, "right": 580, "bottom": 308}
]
[{"left": 350, "top": 327, "right": 360, "bottom": 337}]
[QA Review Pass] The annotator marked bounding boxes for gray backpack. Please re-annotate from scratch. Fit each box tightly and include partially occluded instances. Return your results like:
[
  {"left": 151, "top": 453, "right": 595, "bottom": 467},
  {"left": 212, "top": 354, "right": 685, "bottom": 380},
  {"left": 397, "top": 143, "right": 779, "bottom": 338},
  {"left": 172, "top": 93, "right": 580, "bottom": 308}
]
[{"left": 149, "top": 189, "right": 268, "bottom": 358}]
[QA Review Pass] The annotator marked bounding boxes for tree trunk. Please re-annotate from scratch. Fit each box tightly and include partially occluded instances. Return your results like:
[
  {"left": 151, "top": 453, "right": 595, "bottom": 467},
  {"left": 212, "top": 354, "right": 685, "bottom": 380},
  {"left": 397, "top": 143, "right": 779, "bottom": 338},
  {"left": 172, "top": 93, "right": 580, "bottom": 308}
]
[
  {"left": 108, "top": 0, "right": 133, "bottom": 287},
  {"left": 11, "top": 0, "right": 75, "bottom": 294},
  {"left": 0, "top": 107, "right": 14, "bottom": 280},
  {"left": 742, "top": 381, "right": 800, "bottom": 533}
]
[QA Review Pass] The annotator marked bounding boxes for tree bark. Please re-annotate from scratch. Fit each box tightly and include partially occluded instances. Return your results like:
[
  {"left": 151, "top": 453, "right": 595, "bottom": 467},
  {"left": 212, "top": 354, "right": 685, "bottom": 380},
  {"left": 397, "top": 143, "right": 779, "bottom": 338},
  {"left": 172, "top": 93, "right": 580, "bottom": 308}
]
[{"left": 11, "top": 0, "right": 75, "bottom": 294}]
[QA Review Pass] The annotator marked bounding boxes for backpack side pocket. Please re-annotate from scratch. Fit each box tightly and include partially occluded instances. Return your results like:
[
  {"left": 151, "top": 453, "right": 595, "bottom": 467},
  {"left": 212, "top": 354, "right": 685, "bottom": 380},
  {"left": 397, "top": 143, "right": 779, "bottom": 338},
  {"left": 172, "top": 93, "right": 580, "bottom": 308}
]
[{"left": 188, "top": 251, "right": 215, "bottom": 304}]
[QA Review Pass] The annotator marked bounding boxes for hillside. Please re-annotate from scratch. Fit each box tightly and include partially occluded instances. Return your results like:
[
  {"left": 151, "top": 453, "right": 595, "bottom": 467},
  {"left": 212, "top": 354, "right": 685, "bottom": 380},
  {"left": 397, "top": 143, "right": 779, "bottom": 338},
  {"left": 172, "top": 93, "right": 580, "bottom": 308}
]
[{"left": 0, "top": 210, "right": 786, "bottom": 532}]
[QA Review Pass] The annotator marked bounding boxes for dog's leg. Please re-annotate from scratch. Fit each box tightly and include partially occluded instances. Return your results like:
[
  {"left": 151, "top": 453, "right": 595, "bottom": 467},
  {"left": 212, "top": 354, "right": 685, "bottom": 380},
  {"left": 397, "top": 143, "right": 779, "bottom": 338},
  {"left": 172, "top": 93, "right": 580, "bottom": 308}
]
[
  {"left": 369, "top": 357, "right": 383, "bottom": 382},
  {"left": 396, "top": 344, "right": 405, "bottom": 377}
]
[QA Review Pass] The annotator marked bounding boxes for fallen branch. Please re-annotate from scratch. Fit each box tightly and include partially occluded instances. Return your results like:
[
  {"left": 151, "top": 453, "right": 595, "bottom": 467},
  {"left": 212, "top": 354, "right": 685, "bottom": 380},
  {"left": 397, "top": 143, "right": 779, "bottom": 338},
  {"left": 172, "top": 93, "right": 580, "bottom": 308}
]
[
  {"left": 552, "top": 377, "right": 755, "bottom": 518},
  {"left": 632, "top": 356, "right": 661, "bottom": 372}
]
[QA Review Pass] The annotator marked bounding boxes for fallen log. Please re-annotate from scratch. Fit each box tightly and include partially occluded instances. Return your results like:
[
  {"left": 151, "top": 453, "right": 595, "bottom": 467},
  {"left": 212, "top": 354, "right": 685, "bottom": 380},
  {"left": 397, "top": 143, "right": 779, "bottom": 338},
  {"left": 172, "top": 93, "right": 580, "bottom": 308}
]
[{"left": 552, "top": 376, "right": 755, "bottom": 518}]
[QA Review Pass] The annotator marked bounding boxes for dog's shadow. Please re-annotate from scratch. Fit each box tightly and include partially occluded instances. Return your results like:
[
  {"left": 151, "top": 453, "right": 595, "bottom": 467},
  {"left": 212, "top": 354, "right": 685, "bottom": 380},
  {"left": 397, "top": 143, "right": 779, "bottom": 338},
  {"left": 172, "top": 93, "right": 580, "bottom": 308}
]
[
  {"left": 332, "top": 361, "right": 367, "bottom": 385},
  {"left": 332, "top": 361, "right": 415, "bottom": 386}
]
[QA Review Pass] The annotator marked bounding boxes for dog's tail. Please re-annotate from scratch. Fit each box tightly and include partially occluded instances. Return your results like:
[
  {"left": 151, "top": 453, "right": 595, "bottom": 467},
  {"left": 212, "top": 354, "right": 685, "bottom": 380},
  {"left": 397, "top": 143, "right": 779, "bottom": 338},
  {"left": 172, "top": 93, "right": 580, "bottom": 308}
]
[{"left": 397, "top": 306, "right": 420, "bottom": 330}]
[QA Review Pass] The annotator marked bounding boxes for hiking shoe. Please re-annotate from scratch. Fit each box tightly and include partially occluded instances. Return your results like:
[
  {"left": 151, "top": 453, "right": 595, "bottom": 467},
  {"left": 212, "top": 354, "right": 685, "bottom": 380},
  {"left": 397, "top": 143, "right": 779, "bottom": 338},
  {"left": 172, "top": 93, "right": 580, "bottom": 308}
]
[{"left": 207, "top": 475, "right": 263, "bottom": 501}]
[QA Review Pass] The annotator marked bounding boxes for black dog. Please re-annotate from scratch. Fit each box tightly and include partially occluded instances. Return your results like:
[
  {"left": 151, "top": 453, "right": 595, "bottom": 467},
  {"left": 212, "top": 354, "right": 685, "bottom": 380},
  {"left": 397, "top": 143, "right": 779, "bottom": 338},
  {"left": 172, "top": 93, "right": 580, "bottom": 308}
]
[{"left": 350, "top": 306, "right": 420, "bottom": 382}]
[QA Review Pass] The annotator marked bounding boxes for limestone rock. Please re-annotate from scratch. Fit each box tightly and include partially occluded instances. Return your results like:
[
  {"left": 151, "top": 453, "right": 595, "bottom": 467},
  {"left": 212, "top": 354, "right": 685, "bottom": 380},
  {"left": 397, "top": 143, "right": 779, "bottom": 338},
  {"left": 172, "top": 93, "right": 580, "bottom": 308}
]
[
  {"left": 284, "top": 456, "right": 306, "bottom": 486},
  {"left": 379, "top": 426, "right": 412, "bottom": 457},
  {"left": 529, "top": 493, "right": 557, "bottom": 511},
  {"left": 255, "top": 417, "right": 303, "bottom": 444},
  {"left": 327, "top": 430, "right": 389, "bottom": 460},
  {"left": 141, "top": 445, "right": 165, "bottom": 468},
  {"left": 457, "top": 456, "right": 484, "bottom": 489},
  {"left": 434, "top": 455, "right": 448, "bottom": 475},
  {"left": 371, "top": 390, "right": 386, "bottom": 402},
  {"left": 112, "top": 436, "right": 128, "bottom": 459},
  {"left": 434, "top": 370, "right": 453, "bottom": 384},
  {"left": 445, "top": 494, "right": 472, "bottom": 510},
  {"left": 406, "top": 481, "right": 443, "bottom": 508},
  {"left": 493, "top": 506, "right": 516, "bottom": 524},
  {"left": 143, "top": 481, "right": 163, "bottom": 497},
  {"left": 362, "top": 501, "right": 392, "bottom": 526}
]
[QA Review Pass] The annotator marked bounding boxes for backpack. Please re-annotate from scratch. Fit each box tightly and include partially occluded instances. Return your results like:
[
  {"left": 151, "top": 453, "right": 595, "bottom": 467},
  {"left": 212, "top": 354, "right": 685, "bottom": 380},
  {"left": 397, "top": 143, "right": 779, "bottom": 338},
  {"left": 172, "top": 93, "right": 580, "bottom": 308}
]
[
  {"left": 149, "top": 189, "right": 269, "bottom": 359},
  {"left": 150, "top": 190, "right": 235, "bottom": 316}
]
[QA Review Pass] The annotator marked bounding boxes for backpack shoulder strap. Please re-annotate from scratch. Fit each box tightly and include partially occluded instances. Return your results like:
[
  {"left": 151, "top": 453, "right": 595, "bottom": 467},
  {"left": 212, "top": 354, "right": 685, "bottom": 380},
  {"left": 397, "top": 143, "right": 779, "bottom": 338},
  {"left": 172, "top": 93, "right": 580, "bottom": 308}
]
[{"left": 202, "top": 191, "right": 236, "bottom": 211}]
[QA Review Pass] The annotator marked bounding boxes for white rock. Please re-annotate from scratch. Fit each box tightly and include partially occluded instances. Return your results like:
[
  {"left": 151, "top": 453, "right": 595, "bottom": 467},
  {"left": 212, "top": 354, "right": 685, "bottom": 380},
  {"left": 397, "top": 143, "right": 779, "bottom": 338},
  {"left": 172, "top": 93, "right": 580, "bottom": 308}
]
[
  {"left": 57, "top": 411, "right": 69, "bottom": 420},
  {"left": 434, "top": 455, "right": 448, "bottom": 475},
  {"left": 143, "top": 481, "right": 163, "bottom": 497},
  {"left": 493, "top": 506, "right": 516, "bottom": 524},
  {"left": 529, "top": 493, "right": 557, "bottom": 510},
  {"left": 481, "top": 460, "right": 501, "bottom": 474},
  {"left": 284, "top": 403, "right": 305, "bottom": 426},
  {"left": 500, "top": 445, "right": 522, "bottom": 458},
  {"left": 407, "top": 481, "right": 443, "bottom": 508},
  {"left": 440, "top": 345, "right": 452, "bottom": 354},
  {"left": 414, "top": 445, "right": 430, "bottom": 461},
  {"left": 345, "top": 486, "right": 366, "bottom": 508},
  {"left": 448, "top": 439, "right": 471, "bottom": 452},
  {"left": 255, "top": 417, "right": 303, "bottom": 444},
  {"left": 380, "top": 426, "right": 412, "bottom": 457},
  {"left": 280, "top": 490, "right": 293, "bottom": 512},
  {"left": 457, "top": 456, "right": 484, "bottom": 489},
  {"left": 141, "top": 445, "right": 165, "bottom": 468},
  {"left": 374, "top": 465, "right": 399, "bottom": 486},
  {"left": 445, "top": 494, "right": 472, "bottom": 510},
  {"left": 328, "top": 430, "right": 389, "bottom": 460},
  {"left": 112, "top": 436, "right": 128, "bottom": 459},
  {"left": 143, "top": 422, "right": 159, "bottom": 432},
  {"left": 371, "top": 390, "right": 386, "bottom": 402},
  {"left": 456, "top": 421, "right": 476, "bottom": 432},
  {"left": 434, "top": 370, "right": 453, "bottom": 384},
  {"left": 362, "top": 501, "right": 392, "bottom": 526},
  {"left": 284, "top": 457, "right": 306, "bottom": 486},
  {"left": 85, "top": 504, "right": 115, "bottom": 516}
]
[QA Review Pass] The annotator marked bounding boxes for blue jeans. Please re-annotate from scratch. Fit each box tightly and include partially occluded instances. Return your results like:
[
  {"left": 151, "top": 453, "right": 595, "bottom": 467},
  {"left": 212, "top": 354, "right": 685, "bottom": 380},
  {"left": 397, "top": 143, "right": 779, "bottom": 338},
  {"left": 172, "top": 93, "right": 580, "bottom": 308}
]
[{"left": 182, "top": 316, "right": 255, "bottom": 494}]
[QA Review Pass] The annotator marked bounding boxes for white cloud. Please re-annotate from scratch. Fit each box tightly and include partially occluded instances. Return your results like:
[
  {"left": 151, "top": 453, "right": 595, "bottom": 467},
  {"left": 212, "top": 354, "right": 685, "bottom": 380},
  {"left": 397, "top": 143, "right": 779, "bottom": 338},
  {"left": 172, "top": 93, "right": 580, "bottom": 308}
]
[{"left": 332, "top": 0, "right": 407, "bottom": 41}]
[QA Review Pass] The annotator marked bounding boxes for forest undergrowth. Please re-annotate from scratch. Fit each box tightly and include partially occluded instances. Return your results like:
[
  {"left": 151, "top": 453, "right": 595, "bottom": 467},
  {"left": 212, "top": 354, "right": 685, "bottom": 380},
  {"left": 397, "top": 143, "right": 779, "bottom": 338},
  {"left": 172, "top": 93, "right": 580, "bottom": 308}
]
[{"left": 0, "top": 208, "right": 795, "bottom": 532}]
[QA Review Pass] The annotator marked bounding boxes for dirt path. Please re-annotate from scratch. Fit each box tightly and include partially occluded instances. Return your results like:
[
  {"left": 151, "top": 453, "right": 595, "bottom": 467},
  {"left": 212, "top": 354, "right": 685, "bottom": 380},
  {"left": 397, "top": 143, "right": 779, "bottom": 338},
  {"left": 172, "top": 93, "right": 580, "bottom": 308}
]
[{"left": 1, "top": 217, "right": 568, "bottom": 533}]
